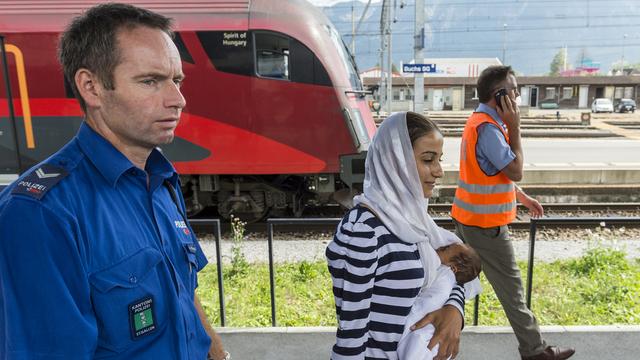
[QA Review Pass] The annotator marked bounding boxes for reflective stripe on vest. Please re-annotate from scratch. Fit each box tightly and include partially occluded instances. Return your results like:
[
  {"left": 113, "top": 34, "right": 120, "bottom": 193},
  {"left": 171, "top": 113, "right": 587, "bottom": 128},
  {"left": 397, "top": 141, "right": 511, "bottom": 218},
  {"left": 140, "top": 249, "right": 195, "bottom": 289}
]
[
  {"left": 453, "top": 197, "right": 516, "bottom": 214},
  {"left": 457, "top": 179, "right": 514, "bottom": 195}
]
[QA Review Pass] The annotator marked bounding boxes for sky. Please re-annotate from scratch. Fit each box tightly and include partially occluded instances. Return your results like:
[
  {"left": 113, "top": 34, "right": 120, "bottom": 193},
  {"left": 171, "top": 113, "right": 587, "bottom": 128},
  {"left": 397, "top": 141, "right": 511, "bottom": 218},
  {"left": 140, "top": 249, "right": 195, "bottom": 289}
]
[
  {"left": 308, "top": 0, "right": 640, "bottom": 75},
  {"left": 308, "top": 0, "right": 380, "bottom": 7}
]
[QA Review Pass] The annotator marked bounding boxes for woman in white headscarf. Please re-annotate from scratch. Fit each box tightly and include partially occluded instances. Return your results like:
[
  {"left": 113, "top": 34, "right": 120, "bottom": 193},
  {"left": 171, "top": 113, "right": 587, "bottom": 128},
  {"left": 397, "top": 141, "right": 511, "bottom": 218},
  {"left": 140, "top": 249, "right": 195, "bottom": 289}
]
[{"left": 326, "top": 111, "right": 479, "bottom": 360}]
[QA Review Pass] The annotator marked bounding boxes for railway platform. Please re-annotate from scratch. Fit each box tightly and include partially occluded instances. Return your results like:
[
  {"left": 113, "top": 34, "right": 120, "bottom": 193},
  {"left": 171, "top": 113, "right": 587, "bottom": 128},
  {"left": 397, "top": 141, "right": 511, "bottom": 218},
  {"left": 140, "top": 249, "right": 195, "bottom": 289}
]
[{"left": 217, "top": 325, "right": 640, "bottom": 360}]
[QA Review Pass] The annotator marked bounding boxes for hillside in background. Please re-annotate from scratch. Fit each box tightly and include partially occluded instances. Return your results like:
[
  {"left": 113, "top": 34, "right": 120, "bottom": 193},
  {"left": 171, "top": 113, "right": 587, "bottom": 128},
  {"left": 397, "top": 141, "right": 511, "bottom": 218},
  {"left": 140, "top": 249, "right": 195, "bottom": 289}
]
[{"left": 320, "top": 0, "right": 640, "bottom": 75}]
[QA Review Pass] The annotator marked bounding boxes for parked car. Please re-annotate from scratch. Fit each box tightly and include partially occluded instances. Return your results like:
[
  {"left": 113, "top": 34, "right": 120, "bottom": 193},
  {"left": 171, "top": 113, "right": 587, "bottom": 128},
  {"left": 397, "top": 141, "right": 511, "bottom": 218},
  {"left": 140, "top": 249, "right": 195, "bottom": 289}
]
[
  {"left": 615, "top": 98, "right": 636, "bottom": 113},
  {"left": 591, "top": 98, "right": 614, "bottom": 113},
  {"left": 539, "top": 99, "right": 559, "bottom": 109}
]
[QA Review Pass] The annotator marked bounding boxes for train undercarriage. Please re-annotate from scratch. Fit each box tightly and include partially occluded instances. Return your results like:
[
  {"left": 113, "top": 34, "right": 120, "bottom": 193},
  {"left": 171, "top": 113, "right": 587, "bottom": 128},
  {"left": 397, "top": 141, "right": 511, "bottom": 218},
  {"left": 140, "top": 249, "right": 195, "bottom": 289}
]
[{"left": 180, "top": 173, "right": 357, "bottom": 222}]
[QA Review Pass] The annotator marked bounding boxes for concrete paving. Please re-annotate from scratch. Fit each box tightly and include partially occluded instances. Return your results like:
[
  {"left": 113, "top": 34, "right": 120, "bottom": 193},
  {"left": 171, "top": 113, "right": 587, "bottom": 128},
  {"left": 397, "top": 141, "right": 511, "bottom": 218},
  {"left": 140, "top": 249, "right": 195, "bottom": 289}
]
[
  {"left": 440, "top": 137, "right": 640, "bottom": 186},
  {"left": 217, "top": 325, "right": 640, "bottom": 360}
]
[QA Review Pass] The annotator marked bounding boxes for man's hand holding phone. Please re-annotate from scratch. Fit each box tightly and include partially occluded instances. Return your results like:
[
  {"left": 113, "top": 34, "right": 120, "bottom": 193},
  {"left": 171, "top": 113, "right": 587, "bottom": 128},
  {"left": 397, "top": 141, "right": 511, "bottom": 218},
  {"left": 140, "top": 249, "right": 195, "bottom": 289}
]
[{"left": 495, "top": 88, "right": 520, "bottom": 130}]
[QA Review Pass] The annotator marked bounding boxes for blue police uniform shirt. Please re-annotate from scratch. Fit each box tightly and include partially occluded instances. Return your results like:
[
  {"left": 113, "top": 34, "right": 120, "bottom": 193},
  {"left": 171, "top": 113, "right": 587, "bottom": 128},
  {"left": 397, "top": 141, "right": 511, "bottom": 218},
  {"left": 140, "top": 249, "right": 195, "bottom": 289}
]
[
  {"left": 475, "top": 103, "right": 516, "bottom": 176},
  {"left": 0, "top": 122, "right": 211, "bottom": 359}
]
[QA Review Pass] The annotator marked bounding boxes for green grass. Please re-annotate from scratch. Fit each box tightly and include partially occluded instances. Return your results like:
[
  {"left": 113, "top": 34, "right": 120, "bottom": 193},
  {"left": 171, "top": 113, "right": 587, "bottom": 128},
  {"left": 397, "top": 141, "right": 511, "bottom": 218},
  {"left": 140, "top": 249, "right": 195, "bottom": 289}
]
[{"left": 196, "top": 248, "right": 640, "bottom": 327}]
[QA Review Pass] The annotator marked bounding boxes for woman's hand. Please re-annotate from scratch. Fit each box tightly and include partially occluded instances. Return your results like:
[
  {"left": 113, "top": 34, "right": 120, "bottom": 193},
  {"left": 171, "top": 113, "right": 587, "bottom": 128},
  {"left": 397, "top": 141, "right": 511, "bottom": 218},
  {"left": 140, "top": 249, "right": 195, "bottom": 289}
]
[{"left": 410, "top": 304, "right": 462, "bottom": 360}]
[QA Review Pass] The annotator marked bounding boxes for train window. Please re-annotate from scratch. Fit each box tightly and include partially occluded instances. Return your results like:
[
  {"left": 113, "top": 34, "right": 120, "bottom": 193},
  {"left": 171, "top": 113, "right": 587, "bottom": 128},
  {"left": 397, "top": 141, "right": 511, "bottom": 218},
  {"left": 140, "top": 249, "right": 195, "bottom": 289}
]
[
  {"left": 257, "top": 50, "right": 289, "bottom": 79},
  {"left": 255, "top": 33, "right": 290, "bottom": 80},
  {"left": 325, "top": 25, "right": 362, "bottom": 90},
  {"left": 289, "top": 39, "right": 332, "bottom": 87},
  {"left": 197, "top": 31, "right": 254, "bottom": 76},
  {"left": 173, "top": 32, "right": 194, "bottom": 64}
]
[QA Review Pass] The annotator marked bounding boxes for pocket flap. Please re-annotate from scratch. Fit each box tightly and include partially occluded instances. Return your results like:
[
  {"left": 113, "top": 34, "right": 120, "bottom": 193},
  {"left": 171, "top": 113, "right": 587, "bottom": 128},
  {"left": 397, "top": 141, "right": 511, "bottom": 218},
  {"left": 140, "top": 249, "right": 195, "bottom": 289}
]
[{"left": 90, "top": 247, "right": 163, "bottom": 293}]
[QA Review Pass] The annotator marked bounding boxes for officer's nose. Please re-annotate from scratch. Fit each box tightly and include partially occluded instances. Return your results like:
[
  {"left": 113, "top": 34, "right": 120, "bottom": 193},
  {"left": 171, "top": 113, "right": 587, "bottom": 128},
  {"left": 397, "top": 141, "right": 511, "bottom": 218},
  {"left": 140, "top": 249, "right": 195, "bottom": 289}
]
[{"left": 165, "top": 81, "right": 186, "bottom": 110}]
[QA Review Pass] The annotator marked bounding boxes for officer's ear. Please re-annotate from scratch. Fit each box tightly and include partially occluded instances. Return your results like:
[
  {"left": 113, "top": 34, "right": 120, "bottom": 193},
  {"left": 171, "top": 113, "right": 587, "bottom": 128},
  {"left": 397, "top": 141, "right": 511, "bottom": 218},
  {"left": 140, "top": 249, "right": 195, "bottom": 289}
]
[{"left": 75, "top": 68, "right": 103, "bottom": 109}]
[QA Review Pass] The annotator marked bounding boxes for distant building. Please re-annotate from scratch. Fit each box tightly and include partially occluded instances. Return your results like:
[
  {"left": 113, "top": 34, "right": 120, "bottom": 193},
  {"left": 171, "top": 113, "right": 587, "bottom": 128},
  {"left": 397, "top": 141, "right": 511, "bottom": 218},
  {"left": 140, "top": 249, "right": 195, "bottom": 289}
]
[
  {"left": 361, "top": 57, "right": 502, "bottom": 111},
  {"left": 400, "top": 57, "right": 503, "bottom": 78},
  {"left": 559, "top": 58, "right": 601, "bottom": 77},
  {"left": 359, "top": 66, "right": 403, "bottom": 78},
  {"left": 362, "top": 75, "right": 640, "bottom": 111}
]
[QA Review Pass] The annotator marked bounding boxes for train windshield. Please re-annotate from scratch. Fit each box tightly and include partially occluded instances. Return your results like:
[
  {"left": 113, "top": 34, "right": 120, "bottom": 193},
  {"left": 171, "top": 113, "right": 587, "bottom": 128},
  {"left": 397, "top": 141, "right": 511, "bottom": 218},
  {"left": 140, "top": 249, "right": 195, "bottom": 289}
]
[{"left": 326, "top": 24, "right": 363, "bottom": 91}]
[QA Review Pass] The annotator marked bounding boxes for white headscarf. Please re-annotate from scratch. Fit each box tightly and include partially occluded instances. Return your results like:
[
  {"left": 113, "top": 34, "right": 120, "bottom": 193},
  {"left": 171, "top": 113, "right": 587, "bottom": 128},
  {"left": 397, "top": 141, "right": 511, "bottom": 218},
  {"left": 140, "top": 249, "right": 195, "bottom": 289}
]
[{"left": 353, "top": 112, "right": 480, "bottom": 297}]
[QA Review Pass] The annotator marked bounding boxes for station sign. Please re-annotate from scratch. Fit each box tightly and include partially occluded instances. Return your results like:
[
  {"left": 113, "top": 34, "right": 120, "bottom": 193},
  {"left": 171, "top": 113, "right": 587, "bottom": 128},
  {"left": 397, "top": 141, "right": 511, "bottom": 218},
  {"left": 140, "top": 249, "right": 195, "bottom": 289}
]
[{"left": 403, "top": 64, "right": 436, "bottom": 73}]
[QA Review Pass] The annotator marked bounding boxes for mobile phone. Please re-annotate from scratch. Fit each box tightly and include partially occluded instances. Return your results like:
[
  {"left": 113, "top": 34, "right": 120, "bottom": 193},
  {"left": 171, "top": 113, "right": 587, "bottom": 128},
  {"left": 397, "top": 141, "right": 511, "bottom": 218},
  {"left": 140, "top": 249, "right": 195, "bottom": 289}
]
[{"left": 494, "top": 88, "right": 508, "bottom": 110}]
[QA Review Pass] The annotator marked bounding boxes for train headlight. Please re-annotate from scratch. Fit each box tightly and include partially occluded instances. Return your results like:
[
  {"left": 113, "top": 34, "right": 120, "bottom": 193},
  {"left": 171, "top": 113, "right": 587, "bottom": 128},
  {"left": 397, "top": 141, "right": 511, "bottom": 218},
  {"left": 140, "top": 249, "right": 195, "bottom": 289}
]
[
  {"left": 342, "top": 108, "right": 370, "bottom": 152},
  {"left": 351, "top": 108, "right": 370, "bottom": 150}
]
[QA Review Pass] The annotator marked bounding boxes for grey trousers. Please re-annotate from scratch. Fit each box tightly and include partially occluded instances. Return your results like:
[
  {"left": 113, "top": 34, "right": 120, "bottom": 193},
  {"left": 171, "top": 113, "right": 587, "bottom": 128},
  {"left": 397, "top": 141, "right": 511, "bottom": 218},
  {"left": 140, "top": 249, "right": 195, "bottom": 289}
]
[{"left": 453, "top": 220, "right": 547, "bottom": 357}]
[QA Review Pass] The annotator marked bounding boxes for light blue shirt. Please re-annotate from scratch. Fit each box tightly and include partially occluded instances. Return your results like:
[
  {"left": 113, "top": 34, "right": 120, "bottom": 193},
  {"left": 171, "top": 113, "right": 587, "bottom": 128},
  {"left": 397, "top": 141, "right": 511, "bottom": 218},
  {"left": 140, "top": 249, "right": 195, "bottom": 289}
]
[
  {"left": 0, "top": 123, "right": 210, "bottom": 359},
  {"left": 475, "top": 103, "right": 516, "bottom": 176}
]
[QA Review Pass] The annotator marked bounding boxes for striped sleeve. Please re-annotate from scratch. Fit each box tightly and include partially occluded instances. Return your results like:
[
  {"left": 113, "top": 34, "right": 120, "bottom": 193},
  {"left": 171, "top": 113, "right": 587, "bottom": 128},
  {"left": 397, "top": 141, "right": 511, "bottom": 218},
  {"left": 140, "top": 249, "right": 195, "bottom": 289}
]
[
  {"left": 444, "top": 284, "right": 466, "bottom": 328},
  {"left": 326, "top": 210, "right": 378, "bottom": 359}
]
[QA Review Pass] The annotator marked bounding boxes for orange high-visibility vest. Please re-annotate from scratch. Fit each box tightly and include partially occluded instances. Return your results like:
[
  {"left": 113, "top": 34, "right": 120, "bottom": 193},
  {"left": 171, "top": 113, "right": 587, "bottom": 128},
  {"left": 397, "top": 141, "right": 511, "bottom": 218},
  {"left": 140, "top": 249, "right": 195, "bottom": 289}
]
[{"left": 451, "top": 112, "right": 517, "bottom": 228}]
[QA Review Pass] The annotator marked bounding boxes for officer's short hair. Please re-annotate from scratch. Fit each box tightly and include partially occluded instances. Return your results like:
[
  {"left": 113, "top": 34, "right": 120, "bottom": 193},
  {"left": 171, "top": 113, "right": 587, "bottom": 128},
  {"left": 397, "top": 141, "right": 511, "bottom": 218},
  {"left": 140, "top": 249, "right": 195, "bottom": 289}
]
[
  {"left": 58, "top": 3, "right": 173, "bottom": 112},
  {"left": 477, "top": 65, "right": 515, "bottom": 103}
]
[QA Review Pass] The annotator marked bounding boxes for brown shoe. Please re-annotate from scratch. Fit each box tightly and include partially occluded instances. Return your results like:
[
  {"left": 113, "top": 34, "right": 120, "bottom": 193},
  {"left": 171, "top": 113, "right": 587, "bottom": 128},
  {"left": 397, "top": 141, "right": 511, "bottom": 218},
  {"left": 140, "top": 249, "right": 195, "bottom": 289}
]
[{"left": 521, "top": 346, "right": 575, "bottom": 360}]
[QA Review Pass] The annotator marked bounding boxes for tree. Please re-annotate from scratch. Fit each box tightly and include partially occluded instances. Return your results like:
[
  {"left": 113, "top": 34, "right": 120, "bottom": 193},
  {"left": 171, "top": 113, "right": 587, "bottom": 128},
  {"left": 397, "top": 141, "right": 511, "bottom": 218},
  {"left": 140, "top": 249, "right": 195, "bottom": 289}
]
[{"left": 549, "top": 48, "right": 567, "bottom": 76}]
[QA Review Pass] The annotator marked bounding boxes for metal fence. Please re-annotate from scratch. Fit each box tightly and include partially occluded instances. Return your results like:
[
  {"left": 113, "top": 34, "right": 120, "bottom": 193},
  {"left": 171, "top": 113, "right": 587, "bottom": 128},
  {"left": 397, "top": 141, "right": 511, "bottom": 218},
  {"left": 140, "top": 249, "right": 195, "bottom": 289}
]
[
  {"left": 188, "top": 219, "right": 226, "bottom": 326},
  {"left": 524, "top": 216, "right": 640, "bottom": 309},
  {"left": 195, "top": 215, "right": 640, "bottom": 327}
]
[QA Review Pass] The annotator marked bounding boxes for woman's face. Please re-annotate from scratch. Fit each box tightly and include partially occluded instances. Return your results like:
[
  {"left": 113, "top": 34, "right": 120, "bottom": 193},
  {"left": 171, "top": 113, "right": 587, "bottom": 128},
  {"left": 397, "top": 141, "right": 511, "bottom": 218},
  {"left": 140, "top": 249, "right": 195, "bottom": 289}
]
[{"left": 413, "top": 130, "right": 444, "bottom": 198}]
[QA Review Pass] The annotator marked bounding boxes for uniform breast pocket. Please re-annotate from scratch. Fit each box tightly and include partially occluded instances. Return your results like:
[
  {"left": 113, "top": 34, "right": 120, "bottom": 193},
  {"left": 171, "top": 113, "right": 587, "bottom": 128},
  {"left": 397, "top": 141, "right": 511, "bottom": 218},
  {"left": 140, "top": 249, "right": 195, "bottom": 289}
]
[
  {"left": 181, "top": 239, "right": 199, "bottom": 291},
  {"left": 89, "top": 247, "right": 169, "bottom": 353}
]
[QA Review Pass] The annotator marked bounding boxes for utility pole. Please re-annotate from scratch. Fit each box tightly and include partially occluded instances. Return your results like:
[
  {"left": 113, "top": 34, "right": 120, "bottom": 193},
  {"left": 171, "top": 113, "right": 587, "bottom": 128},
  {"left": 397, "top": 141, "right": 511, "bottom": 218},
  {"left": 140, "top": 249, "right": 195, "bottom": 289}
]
[
  {"left": 502, "top": 23, "right": 507, "bottom": 64},
  {"left": 414, "top": 0, "right": 425, "bottom": 114},
  {"left": 621, "top": 33, "right": 628, "bottom": 75},
  {"left": 379, "top": 1, "right": 387, "bottom": 112},
  {"left": 386, "top": 1, "right": 393, "bottom": 114},
  {"left": 379, "top": 0, "right": 394, "bottom": 114},
  {"left": 351, "top": 1, "right": 356, "bottom": 54}
]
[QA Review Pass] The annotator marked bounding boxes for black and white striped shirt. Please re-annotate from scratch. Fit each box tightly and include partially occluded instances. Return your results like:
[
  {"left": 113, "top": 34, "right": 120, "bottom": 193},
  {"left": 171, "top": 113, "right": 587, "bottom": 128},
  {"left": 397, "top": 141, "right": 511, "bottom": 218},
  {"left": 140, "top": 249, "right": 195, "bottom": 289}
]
[{"left": 326, "top": 206, "right": 465, "bottom": 360}]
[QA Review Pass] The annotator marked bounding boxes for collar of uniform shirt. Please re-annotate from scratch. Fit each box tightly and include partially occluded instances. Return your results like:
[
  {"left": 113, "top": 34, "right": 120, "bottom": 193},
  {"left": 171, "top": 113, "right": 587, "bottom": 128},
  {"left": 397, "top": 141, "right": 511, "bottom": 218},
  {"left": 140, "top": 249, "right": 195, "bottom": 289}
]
[
  {"left": 476, "top": 103, "right": 507, "bottom": 131},
  {"left": 75, "top": 122, "right": 177, "bottom": 188}
]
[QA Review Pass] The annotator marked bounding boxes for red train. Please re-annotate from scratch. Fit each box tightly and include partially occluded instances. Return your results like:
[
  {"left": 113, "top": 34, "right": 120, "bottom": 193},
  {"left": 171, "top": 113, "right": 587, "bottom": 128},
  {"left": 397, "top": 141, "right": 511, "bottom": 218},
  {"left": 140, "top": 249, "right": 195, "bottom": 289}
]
[{"left": 0, "top": 0, "right": 375, "bottom": 220}]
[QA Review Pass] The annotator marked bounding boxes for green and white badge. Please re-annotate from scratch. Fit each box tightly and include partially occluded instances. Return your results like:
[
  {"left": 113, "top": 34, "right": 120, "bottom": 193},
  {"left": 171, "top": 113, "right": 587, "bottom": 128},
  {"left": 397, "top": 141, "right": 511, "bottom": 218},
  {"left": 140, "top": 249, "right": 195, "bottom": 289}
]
[{"left": 129, "top": 296, "right": 156, "bottom": 339}]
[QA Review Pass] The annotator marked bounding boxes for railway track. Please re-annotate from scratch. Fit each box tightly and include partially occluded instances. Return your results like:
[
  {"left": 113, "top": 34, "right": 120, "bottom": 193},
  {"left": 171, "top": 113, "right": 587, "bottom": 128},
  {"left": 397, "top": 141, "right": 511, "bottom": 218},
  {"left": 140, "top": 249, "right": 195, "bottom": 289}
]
[
  {"left": 191, "top": 202, "right": 640, "bottom": 234},
  {"left": 428, "top": 202, "right": 640, "bottom": 213}
]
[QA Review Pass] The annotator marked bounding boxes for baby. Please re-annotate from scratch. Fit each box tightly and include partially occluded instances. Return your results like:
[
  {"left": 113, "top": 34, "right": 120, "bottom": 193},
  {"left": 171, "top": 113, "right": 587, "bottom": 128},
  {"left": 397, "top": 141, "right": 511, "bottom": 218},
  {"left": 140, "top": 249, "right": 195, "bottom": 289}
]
[{"left": 397, "top": 243, "right": 482, "bottom": 360}]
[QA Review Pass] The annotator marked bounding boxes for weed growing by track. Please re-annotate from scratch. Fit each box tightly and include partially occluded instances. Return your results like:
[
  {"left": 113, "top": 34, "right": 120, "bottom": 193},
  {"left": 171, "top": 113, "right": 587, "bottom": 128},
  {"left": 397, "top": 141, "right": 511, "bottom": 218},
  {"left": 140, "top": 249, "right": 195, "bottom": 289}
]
[{"left": 196, "top": 247, "right": 640, "bottom": 327}]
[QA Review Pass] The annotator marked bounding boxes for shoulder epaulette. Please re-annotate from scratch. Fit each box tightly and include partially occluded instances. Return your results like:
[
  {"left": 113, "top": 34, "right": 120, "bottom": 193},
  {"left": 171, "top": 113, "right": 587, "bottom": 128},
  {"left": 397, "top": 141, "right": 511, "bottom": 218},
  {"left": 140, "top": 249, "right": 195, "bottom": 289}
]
[{"left": 11, "top": 163, "right": 69, "bottom": 200}]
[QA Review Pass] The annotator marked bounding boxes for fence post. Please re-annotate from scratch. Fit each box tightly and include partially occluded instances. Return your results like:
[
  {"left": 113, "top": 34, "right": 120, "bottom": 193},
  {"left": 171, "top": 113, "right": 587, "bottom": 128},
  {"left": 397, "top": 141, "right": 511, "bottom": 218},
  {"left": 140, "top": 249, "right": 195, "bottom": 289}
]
[
  {"left": 526, "top": 219, "right": 537, "bottom": 310},
  {"left": 473, "top": 296, "right": 480, "bottom": 326},
  {"left": 189, "top": 219, "right": 226, "bottom": 326},
  {"left": 268, "top": 222, "right": 277, "bottom": 326},
  {"left": 214, "top": 219, "right": 226, "bottom": 326}
]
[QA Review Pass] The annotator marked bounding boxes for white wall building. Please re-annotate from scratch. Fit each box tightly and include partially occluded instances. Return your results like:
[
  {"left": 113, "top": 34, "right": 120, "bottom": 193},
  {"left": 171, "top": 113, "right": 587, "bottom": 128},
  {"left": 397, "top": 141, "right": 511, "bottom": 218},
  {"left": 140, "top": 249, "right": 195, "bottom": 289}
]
[{"left": 361, "top": 58, "right": 502, "bottom": 112}]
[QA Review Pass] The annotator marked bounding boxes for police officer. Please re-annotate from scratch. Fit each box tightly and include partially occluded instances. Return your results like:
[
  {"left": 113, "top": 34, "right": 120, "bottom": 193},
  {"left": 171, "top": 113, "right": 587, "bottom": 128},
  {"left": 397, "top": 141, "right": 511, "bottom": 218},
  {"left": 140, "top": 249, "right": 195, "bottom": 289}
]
[{"left": 0, "top": 4, "right": 229, "bottom": 359}]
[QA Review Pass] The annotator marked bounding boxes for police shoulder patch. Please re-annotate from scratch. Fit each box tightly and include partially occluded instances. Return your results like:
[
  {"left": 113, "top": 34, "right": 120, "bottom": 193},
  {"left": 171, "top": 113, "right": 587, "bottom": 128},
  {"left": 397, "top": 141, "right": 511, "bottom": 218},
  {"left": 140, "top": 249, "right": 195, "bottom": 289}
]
[{"left": 11, "top": 164, "right": 69, "bottom": 200}]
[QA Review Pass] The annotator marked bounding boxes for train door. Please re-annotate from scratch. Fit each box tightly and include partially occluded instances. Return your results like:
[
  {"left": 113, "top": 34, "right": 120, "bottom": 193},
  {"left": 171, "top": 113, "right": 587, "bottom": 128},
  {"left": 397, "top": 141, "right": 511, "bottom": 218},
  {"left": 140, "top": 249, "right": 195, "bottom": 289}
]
[
  {"left": 0, "top": 36, "right": 22, "bottom": 189},
  {"left": 249, "top": 30, "right": 344, "bottom": 173}
]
